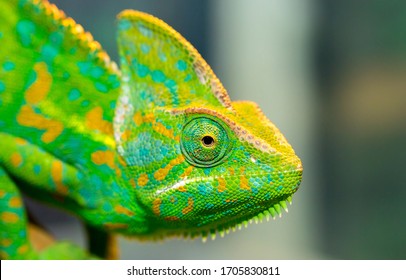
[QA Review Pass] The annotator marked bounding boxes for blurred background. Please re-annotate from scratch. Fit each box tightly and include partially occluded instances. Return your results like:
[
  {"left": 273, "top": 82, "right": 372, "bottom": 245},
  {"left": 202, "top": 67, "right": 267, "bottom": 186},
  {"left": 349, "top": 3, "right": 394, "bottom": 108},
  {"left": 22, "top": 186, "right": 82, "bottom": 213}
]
[{"left": 29, "top": 0, "right": 406, "bottom": 259}]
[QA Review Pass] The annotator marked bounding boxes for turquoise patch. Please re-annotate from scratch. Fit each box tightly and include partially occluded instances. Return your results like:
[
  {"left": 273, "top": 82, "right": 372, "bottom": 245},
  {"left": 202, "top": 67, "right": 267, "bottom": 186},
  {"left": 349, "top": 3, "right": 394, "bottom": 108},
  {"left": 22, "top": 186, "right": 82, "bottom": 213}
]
[
  {"left": 81, "top": 100, "right": 90, "bottom": 107},
  {"left": 136, "top": 63, "right": 149, "bottom": 78},
  {"left": 33, "top": 165, "right": 41, "bottom": 175},
  {"left": 176, "top": 60, "right": 187, "bottom": 71},
  {"left": 140, "top": 44, "right": 150, "bottom": 54},
  {"left": 3, "top": 61, "right": 15, "bottom": 71},
  {"left": 68, "top": 89, "right": 81, "bottom": 101},
  {"left": 16, "top": 20, "right": 36, "bottom": 47},
  {"left": 118, "top": 19, "right": 131, "bottom": 31},
  {"left": 41, "top": 44, "right": 58, "bottom": 64},
  {"left": 109, "top": 101, "right": 116, "bottom": 109},
  {"left": 90, "top": 66, "right": 104, "bottom": 79},
  {"left": 0, "top": 81, "right": 5, "bottom": 93},
  {"left": 151, "top": 70, "right": 165, "bottom": 83},
  {"left": 184, "top": 74, "right": 192, "bottom": 82},
  {"left": 95, "top": 82, "right": 108, "bottom": 93}
]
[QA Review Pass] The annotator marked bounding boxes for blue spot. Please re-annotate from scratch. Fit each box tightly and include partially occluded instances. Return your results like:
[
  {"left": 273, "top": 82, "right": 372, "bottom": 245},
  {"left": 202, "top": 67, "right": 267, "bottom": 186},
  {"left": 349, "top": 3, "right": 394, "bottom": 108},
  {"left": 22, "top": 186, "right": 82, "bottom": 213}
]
[
  {"left": 140, "top": 44, "right": 150, "bottom": 54},
  {"left": 95, "top": 82, "right": 108, "bottom": 93},
  {"left": 90, "top": 66, "right": 104, "bottom": 79},
  {"left": 136, "top": 64, "right": 149, "bottom": 78},
  {"left": 158, "top": 52, "right": 167, "bottom": 62},
  {"left": 276, "top": 185, "right": 283, "bottom": 192},
  {"left": 184, "top": 74, "right": 192, "bottom": 82},
  {"left": 0, "top": 81, "right": 5, "bottom": 93},
  {"left": 49, "top": 31, "right": 63, "bottom": 47},
  {"left": 81, "top": 100, "right": 90, "bottom": 107},
  {"left": 16, "top": 20, "right": 36, "bottom": 47},
  {"left": 41, "top": 45, "right": 58, "bottom": 64},
  {"left": 176, "top": 60, "right": 187, "bottom": 71},
  {"left": 68, "top": 89, "right": 81, "bottom": 101},
  {"left": 151, "top": 70, "right": 165, "bottom": 83},
  {"left": 102, "top": 202, "right": 113, "bottom": 212},
  {"left": 77, "top": 61, "right": 91, "bottom": 75},
  {"left": 137, "top": 24, "right": 152, "bottom": 37},
  {"left": 63, "top": 72, "right": 70, "bottom": 80},
  {"left": 3, "top": 61, "right": 15, "bottom": 71},
  {"left": 165, "top": 79, "right": 177, "bottom": 93},
  {"left": 108, "top": 74, "right": 120, "bottom": 89},
  {"left": 119, "top": 19, "right": 131, "bottom": 31},
  {"left": 110, "top": 101, "right": 116, "bottom": 109},
  {"left": 203, "top": 168, "right": 211, "bottom": 175},
  {"left": 33, "top": 165, "right": 41, "bottom": 174}
]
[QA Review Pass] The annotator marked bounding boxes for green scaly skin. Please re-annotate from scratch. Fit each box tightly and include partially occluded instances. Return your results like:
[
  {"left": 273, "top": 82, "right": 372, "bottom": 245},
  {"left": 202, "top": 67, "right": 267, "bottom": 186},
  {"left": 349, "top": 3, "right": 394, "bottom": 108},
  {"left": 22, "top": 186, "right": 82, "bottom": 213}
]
[{"left": 0, "top": 0, "right": 303, "bottom": 259}]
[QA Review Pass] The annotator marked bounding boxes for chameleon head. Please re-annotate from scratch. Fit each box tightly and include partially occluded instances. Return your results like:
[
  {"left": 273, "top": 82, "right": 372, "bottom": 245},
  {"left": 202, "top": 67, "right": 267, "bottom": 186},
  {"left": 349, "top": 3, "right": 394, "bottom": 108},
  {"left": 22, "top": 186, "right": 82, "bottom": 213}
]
[
  {"left": 114, "top": 10, "right": 302, "bottom": 238},
  {"left": 116, "top": 100, "right": 302, "bottom": 238}
]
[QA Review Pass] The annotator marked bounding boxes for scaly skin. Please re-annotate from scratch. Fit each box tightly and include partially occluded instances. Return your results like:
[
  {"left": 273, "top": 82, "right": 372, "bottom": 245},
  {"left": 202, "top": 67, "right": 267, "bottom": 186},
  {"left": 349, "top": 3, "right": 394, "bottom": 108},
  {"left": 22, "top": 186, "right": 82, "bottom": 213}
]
[{"left": 0, "top": 0, "right": 303, "bottom": 259}]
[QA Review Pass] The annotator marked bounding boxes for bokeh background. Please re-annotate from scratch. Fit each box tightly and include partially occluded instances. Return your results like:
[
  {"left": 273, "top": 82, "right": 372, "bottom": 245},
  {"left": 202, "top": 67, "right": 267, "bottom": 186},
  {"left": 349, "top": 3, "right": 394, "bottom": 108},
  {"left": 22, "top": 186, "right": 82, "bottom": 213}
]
[{"left": 29, "top": 0, "right": 406, "bottom": 259}]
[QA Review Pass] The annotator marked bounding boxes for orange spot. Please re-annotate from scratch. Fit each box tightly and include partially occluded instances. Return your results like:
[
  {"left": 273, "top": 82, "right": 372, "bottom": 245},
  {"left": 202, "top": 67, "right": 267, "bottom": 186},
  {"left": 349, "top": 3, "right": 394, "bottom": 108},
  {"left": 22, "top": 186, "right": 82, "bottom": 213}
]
[
  {"left": 17, "top": 105, "right": 64, "bottom": 143},
  {"left": 182, "top": 197, "right": 194, "bottom": 215},
  {"left": 180, "top": 166, "right": 193, "bottom": 178},
  {"left": 10, "top": 153, "right": 23, "bottom": 167},
  {"left": 164, "top": 216, "right": 179, "bottom": 221},
  {"left": 217, "top": 177, "right": 226, "bottom": 192},
  {"left": 17, "top": 244, "right": 29, "bottom": 255},
  {"left": 137, "top": 173, "right": 149, "bottom": 187},
  {"left": 85, "top": 106, "right": 113, "bottom": 135},
  {"left": 16, "top": 138, "right": 27, "bottom": 145},
  {"left": 25, "top": 62, "right": 52, "bottom": 104},
  {"left": 0, "top": 190, "right": 6, "bottom": 198},
  {"left": 1, "top": 239, "right": 12, "bottom": 247},
  {"left": 8, "top": 197, "right": 22, "bottom": 208},
  {"left": 1, "top": 212, "right": 19, "bottom": 223},
  {"left": 228, "top": 168, "right": 235, "bottom": 176},
  {"left": 103, "top": 223, "right": 128, "bottom": 230},
  {"left": 154, "top": 155, "right": 185, "bottom": 181},
  {"left": 91, "top": 150, "right": 115, "bottom": 169},
  {"left": 240, "top": 175, "right": 250, "bottom": 191},
  {"left": 153, "top": 122, "right": 180, "bottom": 141},
  {"left": 152, "top": 198, "right": 161, "bottom": 216},
  {"left": 51, "top": 161, "right": 68, "bottom": 195},
  {"left": 177, "top": 186, "right": 187, "bottom": 192},
  {"left": 133, "top": 112, "right": 143, "bottom": 126},
  {"left": 114, "top": 205, "right": 134, "bottom": 216}
]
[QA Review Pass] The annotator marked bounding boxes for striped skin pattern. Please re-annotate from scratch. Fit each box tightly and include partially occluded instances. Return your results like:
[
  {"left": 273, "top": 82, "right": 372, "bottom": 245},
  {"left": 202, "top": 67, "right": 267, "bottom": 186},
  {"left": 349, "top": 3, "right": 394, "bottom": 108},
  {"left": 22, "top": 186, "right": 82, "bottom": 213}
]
[{"left": 0, "top": 0, "right": 303, "bottom": 259}]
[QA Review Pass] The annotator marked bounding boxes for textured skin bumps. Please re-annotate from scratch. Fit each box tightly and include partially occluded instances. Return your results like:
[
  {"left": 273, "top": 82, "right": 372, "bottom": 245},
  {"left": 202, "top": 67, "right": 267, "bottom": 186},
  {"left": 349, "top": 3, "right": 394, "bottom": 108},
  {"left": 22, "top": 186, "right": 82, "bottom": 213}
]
[{"left": 0, "top": 0, "right": 302, "bottom": 259}]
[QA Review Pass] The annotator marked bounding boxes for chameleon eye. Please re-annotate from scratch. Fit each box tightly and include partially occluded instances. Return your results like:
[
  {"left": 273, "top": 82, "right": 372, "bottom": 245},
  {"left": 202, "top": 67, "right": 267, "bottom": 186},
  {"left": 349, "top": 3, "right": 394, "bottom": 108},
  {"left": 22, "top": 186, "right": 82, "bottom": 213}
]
[{"left": 181, "top": 117, "right": 232, "bottom": 167}]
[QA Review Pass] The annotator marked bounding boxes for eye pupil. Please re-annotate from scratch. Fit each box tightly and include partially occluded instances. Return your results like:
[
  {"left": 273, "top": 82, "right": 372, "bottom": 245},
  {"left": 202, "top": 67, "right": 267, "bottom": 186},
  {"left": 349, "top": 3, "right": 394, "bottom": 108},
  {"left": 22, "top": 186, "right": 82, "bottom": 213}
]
[{"left": 202, "top": 135, "right": 215, "bottom": 147}]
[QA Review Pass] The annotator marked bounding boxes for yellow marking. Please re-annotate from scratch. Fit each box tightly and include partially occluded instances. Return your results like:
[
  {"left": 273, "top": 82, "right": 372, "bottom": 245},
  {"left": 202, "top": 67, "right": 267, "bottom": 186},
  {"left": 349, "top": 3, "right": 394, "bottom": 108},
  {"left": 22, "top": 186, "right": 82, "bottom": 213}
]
[
  {"left": 25, "top": 62, "right": 52, "bottom": 104},
  {"left": 217, "top": 177, "right": 226, "bottom": 192},
  {"left": 17, "top": 244, "right": 29, "bottom": 255},
  {"left": 121, "top": 129, "right": 131, "bottom": 141},
  {"left": 17, "top": 105, "right": 64, "bottom": 143},
  {"left": 177, "top": 186, "right": 187, "bottom": 192},
  {"left": 103, "top": 223, "right": 128, "bottom": 230},
  {"left": 91, "top": 150, "right": 115, "bottom": 169},
  {"left": 51, "top": 161, "right": 68, "bottom": 195},
  {"left": 1, "top": 212, "right": 19, "bottom": 223},
  {"left": 85, "top": 106, "right": 113, "bottom": 135},
  {"left": 154, "top": 155, "right": 185, "bottom": 181},
  {"left": 114, "top": 205, "right": 134, "bottom": 216},
  {"left": 240, "top": 175, "right": 251, "bottom": 191},
  {"left": 9, "top": 197, "right": 22, "bottom": 208},
  {"left": 10, "top": 153, "right": 23, "bottom": 167},
  {"left": 153, "top": 122, "right": 180, "bottom": 141},
  {"left": 152, "top": 198, "right": 161, "bottom": 216},
  {"left": 228, "top": 168, "right": 235, "bottom": 176},
  {"left": 133, "top": 112, "right": 143, "bottom": 126},
  {"left": 16, "top": 138, "right": 27, "bottom": 145},
  {"left": 137, "top": 173, "right": 149, "bottom": 187},
  {"left": 182, "top": 197, "right": 194, "bottom": 215},
  {"left": 180, "top": 166, "right": 194, "bottom": 178},
  {"left": 1, "top": 239, "right": 12, "bottom": 247}
]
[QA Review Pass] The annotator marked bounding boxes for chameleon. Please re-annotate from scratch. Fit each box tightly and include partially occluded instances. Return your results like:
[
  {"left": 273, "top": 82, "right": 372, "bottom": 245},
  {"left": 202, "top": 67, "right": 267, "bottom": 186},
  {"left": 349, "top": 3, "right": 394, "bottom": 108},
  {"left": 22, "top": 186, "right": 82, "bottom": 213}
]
[{"left": 0, "top": 0, "right": 303, "bottom": 259}]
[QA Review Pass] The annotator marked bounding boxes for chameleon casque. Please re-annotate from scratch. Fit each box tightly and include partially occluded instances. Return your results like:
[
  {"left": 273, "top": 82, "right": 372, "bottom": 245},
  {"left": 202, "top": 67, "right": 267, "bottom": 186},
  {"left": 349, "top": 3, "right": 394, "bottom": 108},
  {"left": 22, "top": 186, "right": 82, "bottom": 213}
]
[{"left": 0, "top": 0, "right": 303, "bottom": 259}]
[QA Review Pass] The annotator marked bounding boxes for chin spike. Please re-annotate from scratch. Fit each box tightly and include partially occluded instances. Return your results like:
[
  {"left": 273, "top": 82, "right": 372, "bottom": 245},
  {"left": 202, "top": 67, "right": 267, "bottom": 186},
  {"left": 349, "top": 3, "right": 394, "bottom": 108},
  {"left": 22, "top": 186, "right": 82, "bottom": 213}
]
[{"left": 280, "top": 200, "right": 289, "bottom": 213}]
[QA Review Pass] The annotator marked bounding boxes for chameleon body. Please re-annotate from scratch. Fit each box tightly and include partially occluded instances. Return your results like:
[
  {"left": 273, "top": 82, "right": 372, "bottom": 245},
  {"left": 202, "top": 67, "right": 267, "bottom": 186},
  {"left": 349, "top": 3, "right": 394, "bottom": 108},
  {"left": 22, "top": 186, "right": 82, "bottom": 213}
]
[{"left": 0, "top": 0, "right": 303, "bottom": 259}]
